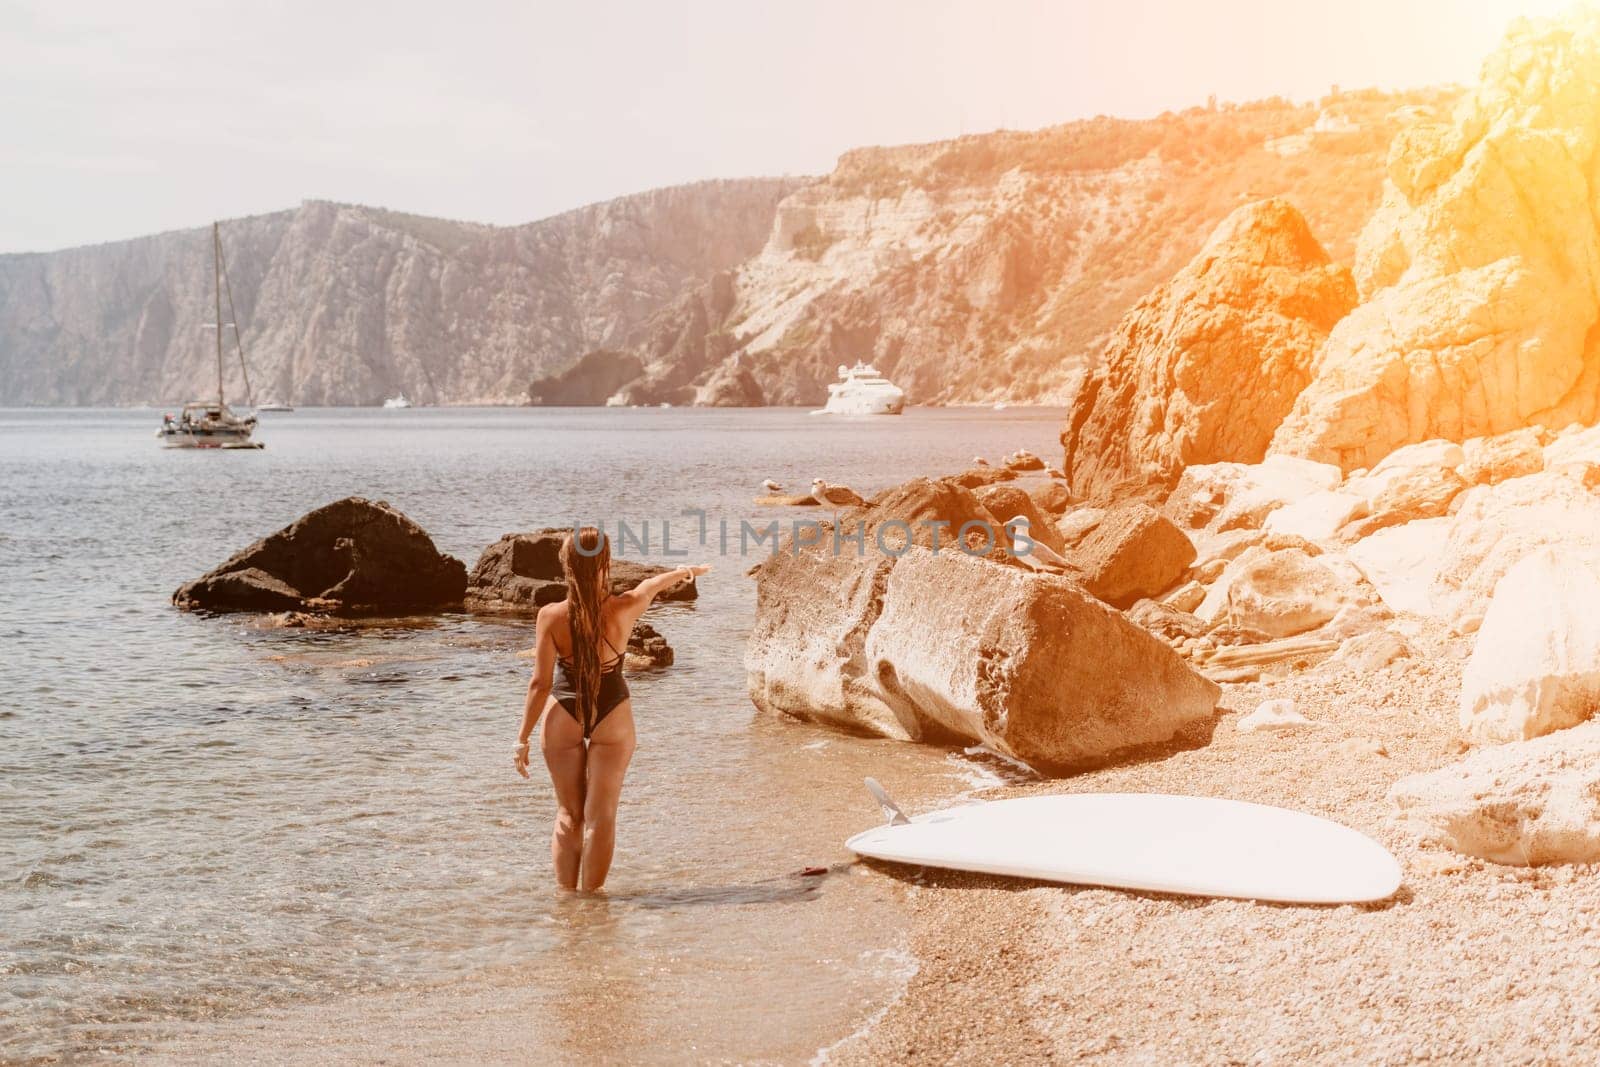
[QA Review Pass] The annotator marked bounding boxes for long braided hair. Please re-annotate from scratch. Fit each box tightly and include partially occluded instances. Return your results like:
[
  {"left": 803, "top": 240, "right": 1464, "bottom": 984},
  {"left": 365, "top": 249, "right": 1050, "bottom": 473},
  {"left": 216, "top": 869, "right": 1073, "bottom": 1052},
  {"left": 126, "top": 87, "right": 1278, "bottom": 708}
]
[{"left": 559, "top": 527, "right": 611, "bottom": 735}]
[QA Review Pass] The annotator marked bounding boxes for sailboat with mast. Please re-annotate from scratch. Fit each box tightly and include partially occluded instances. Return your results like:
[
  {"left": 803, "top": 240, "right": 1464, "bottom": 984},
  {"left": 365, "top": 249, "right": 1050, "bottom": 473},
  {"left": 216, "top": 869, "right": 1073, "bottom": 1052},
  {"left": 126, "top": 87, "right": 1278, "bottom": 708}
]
[{"left": 156, "top": 222, "right": 263, "bottom": 449}]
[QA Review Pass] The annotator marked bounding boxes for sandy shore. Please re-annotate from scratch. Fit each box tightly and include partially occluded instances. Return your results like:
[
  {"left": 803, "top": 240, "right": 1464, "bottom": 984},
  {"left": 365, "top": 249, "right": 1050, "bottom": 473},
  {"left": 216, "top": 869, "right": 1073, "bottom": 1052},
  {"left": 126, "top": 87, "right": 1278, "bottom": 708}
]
[{"left": 832, "top": 622, "right": 1600, "bottom": 1064}]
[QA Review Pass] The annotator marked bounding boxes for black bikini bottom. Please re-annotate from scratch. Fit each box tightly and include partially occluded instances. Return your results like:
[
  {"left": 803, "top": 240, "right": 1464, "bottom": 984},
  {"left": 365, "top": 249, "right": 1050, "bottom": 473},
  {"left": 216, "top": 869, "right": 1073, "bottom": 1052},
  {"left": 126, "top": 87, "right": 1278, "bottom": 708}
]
[{"left": 554, "top": 667, "right": 630, "bottom": 739}]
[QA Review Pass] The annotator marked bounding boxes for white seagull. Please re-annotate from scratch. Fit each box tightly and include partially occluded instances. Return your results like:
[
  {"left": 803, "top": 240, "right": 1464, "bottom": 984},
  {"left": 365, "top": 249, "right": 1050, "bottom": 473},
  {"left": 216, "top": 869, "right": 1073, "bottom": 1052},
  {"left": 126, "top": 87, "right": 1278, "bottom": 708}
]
[{"left": 811, "top": 478, "right": 865, "bottom": 508}]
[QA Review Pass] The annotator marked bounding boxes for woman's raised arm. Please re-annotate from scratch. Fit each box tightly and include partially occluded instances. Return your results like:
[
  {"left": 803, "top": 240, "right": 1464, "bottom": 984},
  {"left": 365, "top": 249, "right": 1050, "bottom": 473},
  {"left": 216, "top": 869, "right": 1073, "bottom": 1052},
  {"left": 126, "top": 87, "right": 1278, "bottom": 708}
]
[{"left": 615, "top": 563, "right": 711, "bottom": 624}]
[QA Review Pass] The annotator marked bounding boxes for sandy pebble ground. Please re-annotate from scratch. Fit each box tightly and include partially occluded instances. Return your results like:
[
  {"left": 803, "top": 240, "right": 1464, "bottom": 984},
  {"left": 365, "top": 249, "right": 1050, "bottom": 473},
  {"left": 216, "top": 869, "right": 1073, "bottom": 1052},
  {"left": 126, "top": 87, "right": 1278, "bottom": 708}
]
[{"left": 832, "top": 623, "right": 1600, "bottom": 1065}]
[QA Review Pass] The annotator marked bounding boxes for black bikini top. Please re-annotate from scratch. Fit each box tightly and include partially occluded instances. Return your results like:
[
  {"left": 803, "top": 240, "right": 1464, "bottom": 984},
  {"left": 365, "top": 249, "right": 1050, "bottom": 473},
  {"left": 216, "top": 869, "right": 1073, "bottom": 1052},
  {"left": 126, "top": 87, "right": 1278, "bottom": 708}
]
[{"left": 556, "top": 631, "right": 626, "bottom": 674}]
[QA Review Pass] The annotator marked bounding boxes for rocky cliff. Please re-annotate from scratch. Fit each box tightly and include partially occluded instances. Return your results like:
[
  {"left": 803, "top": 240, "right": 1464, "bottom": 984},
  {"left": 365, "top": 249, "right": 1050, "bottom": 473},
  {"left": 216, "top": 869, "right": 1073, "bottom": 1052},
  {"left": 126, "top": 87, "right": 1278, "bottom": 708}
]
[
  {"left": 1061, "top": 198, "right": 1356, "bottom": 502},
  {"left": 596, "top": 87, "right": 1454, "bottom": 408},
  {"left": 1272, "top": 12, "right": 1600, "bottom": 470},
  {"left": 2, "top": 86, "right": 1458, "bottom": 410},
  {"left": 0, "top": 179, "right": 801, "bottom": 406}
]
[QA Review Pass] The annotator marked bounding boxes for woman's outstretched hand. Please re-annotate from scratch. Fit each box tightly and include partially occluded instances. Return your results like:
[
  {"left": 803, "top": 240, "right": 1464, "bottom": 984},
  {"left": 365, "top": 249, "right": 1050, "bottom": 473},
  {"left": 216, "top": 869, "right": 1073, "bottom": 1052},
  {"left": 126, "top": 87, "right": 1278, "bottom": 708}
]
[
  {"left": 685, "top": 563, "right": 712, "bottom": 577},
  {"left": 514, "top": 740, "right": 531, "bottom": 778}
]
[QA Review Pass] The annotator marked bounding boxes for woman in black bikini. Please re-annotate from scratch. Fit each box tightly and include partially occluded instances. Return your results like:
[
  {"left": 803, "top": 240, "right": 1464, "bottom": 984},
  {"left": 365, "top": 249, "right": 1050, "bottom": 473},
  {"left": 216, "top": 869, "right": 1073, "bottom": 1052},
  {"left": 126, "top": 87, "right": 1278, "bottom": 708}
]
[{"left": 512, "top": 527, "right": 710, "bottom": 891}]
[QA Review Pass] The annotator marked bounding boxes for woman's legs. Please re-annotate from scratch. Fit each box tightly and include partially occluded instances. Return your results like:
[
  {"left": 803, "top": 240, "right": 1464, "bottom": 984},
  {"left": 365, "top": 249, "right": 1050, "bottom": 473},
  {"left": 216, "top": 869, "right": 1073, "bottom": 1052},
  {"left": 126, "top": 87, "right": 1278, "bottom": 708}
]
[
  {"left": 539, "top": 704, "right": 587, "bottom": 890},
  {"left": 579, "top": 703, "right": 636, "bottom": 892}
]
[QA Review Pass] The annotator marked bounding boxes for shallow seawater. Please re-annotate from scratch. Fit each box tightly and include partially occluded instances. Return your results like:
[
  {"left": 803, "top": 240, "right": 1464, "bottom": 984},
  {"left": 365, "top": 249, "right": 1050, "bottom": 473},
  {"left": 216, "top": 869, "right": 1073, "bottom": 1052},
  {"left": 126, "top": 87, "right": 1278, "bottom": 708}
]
[{"left": 0, "top": 406, "right": 1059, "bottom": 1063}]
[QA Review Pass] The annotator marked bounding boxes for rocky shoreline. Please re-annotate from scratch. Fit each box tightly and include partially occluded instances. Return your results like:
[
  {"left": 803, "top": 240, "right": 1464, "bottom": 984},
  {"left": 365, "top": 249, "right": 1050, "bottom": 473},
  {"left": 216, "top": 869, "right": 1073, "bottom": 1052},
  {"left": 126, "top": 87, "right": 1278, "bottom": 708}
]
[
  {"left": 773, "top": 12, "right": 1600, "bottom": 1059},
  {"left": 173, "top": 499, "right": 693, "bottom": 668},
  {"left": 829, "top": 621, "right": 1600, "bottom": 1063}
]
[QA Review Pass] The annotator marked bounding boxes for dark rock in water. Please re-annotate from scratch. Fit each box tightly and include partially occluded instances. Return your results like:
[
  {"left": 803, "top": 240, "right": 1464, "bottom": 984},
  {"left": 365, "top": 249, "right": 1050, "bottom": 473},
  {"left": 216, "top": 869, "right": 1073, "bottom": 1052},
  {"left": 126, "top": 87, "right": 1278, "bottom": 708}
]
[
  {"left": 464, "top": 528, "right": 698, "bottom": 614},
  {"left": 173, "top": 497, "right": 467, "bottom": 615},
  {"left": 627, "top": 620, "right": 674, "bottom": 669},
  {"left": 527, "top": 349, "right": 644, "bottom": 406},
  {"left": 1065, "top": 503, "right": 1196, "bottom": 609}
]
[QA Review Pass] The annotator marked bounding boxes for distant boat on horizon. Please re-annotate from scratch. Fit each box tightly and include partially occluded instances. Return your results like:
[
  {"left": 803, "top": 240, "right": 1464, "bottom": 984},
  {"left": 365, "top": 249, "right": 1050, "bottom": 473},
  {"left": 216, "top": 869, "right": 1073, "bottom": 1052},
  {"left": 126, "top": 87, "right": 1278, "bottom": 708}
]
[
  {"left": 812, "top": 362, "right": 906, "bottom": 416},
  {"left": 155, "top": 222, "right": 263, "bottom": 450},
  {"left": 383, "top": 393, "right": 412, "bottom": 409},
  {"left": 257, "top": 400, "right": 294, "bottom": 412}
]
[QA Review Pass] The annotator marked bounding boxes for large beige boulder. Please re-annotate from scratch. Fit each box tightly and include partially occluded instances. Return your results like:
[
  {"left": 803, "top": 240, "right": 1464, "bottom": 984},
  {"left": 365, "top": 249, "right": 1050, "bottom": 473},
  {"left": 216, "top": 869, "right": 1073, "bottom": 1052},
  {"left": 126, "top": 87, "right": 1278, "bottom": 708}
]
[
  {"left": 1061, "top": 198, "right": 1356, "bottom": 501},
  {"left": 1345, "top": 517, "right": 1454, "bottom": 616},
  {"left": 1461, "top": 427, "right": 1544, "bottom": 485},
  {"left": 1163, "top": 455, "right": 1342, "bottom": 534},
  {"left": 1431, "top": 468, "right": 1600, "bottom": 627},
  {"left": 1338, "top": 464, "right": 1466, "bottom": 540},
  {"left": 1271, "top": 13, "right": 1600, "bottom": 471},
  {"left": 1064, "top": 503, "right": 1196, "bottom": 609},
  {"left": 1460, "top": 549, "right": 1600, "bottom": 743},
  {"left": 746, "top": 545, "right": 1219, "bottom": 771},
  {"left": 1390, "top": 720, "right": 1600, "bottom": 865},
  {"left": 1223, "top": 548, "right": 1359, "bottom": 638},
  {"left": 1544, "top": 424, "right": 1600, "bottom": 467},
  {"left": 846, "top": 477, "right": 1014, "bottom": 562},
  {"left": 1263, "top": 489, "right": 1367, "bottom": 542}
]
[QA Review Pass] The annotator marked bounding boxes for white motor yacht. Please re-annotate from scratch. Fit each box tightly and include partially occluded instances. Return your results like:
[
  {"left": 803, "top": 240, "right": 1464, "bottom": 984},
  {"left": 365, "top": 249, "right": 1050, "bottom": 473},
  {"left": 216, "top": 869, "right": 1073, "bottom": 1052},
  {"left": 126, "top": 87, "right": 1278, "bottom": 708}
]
[{"left": 814, "top": 362, "right": 906, "bottom": 415}]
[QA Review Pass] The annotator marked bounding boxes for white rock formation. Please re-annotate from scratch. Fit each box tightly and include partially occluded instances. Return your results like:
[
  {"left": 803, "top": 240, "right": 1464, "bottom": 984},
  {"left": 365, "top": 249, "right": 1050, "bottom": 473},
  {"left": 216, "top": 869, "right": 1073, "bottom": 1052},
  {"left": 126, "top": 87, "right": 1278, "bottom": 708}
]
[
  {"left": 1390, "top": 720, "right": 1600, "bottom": 865},
  {"left": 1460, "top": 549, "right": 1600, "bottom": 743},
  {"left": 1271, "top": 12, "right": 1600, "bottom": 471},
  {"left": 1264, "top": 490, "right": 1368, "bottom": 541},
  {"left": 1165, "top": 455, "right": 1342, "bottom": 534},
  {"left": 1237, "top": 698, "right": 1313, "bottom": 733},
  {"left": 1431, "top": 469, "right": 1600, "bottom": 628},
  {"left": 1344, "top": 518, "right": 1454, "bottom": 616},
  {"left": 1224, "top": 548, "right": 1360, "bottom": 638}
]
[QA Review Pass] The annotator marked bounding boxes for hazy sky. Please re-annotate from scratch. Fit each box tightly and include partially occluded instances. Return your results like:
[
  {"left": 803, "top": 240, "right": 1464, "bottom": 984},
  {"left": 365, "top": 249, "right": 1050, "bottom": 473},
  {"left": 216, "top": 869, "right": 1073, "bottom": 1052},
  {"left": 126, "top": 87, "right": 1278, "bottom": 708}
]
[{"left": 0, "top": 0, "right": 1577, "bottom": 252}]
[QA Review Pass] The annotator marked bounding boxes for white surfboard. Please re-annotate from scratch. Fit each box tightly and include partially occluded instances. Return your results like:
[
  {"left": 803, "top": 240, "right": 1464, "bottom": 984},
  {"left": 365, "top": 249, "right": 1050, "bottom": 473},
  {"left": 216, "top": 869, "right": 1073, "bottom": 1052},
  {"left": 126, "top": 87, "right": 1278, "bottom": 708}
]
[{"left": 847, "top": 781, "right": 1401, "bottom": 904}]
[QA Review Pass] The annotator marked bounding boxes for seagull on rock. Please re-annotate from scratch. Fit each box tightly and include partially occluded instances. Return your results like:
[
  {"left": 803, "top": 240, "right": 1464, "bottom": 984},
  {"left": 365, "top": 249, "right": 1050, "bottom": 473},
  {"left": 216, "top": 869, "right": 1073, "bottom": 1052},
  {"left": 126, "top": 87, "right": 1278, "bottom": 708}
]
[
  {"left": 762, "top": 479, "right": 783, "bottom": 492},
  {"left": 972, "top": 456, "right": 990, "bottom": 466},
  {"left": 811, "top": 479, "right": 865, "bottom": 508},
  {"left": 1004, "top": 515, "right": 1074, "bottom": 573}
]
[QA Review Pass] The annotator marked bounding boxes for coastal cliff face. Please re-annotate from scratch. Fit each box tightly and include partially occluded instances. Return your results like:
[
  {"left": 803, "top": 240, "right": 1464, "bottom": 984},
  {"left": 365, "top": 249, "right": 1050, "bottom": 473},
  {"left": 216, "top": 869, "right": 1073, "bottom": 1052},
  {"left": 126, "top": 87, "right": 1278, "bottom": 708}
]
[
  {"left": 1062, "top": 198, "right": 1356, "bottom": 502},
  {"left": 0, "top": 179, "right": 800, "bottom": 406},
  {"left": 1271, "top": 12, "right": 1600, "bottom": 470},
  {"left": 603, "top": 88, "right": 1454, "bottom": 407}
]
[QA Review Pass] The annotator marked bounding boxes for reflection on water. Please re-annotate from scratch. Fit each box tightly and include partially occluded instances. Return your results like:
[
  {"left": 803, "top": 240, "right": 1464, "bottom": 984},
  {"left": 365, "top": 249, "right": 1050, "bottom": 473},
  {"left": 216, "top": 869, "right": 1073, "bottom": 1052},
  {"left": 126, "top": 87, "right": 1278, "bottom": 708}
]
[
  {"left": 0, "top": 406, "right": 1064, "bottom": 1062},
  {"left": 614, "top": 870, "right": 833, "bottom": 910}
]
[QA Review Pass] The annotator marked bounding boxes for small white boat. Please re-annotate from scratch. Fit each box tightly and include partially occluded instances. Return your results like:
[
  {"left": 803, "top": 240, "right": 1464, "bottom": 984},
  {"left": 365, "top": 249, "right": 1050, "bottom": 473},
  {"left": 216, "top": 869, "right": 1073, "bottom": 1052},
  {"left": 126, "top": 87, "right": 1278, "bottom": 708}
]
[
  {"left": 814, "top": 362, "right": 905, "bottom": 416},
  {"left": 383, "top": 393, "right": 412, "bottom": 409},
  {"left": 157, "top": 222, "right": 263, "bottom": 450},
  {"left": 257, "top": 400, "right": 293, "bottom": 413}
]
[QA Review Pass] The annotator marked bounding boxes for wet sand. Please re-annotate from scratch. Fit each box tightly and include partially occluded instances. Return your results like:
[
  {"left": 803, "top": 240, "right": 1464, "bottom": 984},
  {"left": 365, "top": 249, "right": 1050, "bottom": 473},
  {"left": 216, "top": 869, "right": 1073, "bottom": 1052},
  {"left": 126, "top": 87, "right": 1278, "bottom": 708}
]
[{"left": 833, "top": 623, "right": 1600, "bottom": 1064}]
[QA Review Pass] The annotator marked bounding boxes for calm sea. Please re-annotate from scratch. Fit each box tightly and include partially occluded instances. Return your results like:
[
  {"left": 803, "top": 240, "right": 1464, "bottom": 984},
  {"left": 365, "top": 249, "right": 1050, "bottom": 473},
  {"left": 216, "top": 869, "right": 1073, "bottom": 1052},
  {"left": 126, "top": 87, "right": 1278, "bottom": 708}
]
[{"left": 0, "top": 406, "right": 1062, "bottom": 1063}]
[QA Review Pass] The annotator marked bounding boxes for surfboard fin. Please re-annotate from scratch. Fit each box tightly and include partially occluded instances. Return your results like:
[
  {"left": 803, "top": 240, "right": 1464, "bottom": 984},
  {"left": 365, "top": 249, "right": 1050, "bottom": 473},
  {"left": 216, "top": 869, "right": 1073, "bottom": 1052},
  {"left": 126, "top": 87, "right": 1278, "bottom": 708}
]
[{"left": 864, "top": 777, "right": 911, "bottom": 826}]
